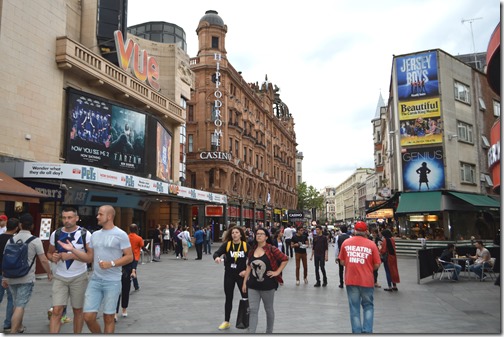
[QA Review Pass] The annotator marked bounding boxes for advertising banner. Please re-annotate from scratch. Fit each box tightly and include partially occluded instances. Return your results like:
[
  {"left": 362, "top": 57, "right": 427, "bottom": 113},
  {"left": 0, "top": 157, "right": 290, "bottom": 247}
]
[
  {"left": 109, "top": 105, "right": 145, "bottom": 171},
  {"left": 67, "top": 92, "right": 111, "bottom": 167},
  {"left": 398, "top": 98, "right": 442, "bottom": 146},
  {"left": 402, "top": 146, "right": 445, "bottom": 191},
  {"left": 67, "top": 90, "right": 146, "bottom": 173},
  {"left": 396, "top": 51, "right": 439, "bottom": 100},
  {"left": 156, "top": 122, "right": 172, "bottom": 182}
]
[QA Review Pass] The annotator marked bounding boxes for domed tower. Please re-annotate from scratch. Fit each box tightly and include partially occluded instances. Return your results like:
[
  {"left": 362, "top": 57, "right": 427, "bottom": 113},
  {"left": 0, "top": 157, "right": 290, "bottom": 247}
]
[{"left": 196, "top": 10, "right": 227, "bottom": 59}]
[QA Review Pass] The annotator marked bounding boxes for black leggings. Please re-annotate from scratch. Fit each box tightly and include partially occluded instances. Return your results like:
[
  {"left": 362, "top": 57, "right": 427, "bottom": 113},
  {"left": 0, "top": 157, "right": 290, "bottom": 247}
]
[{"left": 223, "top": 272, "right": 247, "bottom": 322}]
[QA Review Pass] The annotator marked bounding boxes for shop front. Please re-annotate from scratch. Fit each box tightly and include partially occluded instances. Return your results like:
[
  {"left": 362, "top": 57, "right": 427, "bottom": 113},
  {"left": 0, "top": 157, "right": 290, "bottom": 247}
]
[
  {"left": 0, "top": 162, "right": 228, "bottom": 239},
  {"left": 395, "top": 191, "right": 500, "bottom": 240}
]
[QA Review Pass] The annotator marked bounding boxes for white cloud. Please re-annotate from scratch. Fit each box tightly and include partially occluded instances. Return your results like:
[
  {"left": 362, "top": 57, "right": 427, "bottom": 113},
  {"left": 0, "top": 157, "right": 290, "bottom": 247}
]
[{"left": 128, "top": 0, "right": 501, "bottom": 190}]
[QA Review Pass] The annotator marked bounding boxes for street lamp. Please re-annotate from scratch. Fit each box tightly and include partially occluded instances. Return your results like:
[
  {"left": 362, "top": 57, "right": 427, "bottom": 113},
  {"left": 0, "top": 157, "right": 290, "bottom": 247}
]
[{"left": 325, "top": 201, "right": 329, "bottom": 223}]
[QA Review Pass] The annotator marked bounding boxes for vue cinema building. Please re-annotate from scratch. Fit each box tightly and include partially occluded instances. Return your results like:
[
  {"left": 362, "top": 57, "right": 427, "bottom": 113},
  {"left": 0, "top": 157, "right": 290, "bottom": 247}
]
[
  {"left": 0, "top": 0, "right": 227, "bottom": 238},
  {"left": 186, "top": 11, "right": 298, "bottom": 227}
]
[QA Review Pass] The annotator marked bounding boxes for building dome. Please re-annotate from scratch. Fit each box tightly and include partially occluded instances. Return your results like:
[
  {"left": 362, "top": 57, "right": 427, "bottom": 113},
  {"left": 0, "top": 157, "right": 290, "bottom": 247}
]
[{"left": 199, "top": 10, "right": 224, "bottom": 27}]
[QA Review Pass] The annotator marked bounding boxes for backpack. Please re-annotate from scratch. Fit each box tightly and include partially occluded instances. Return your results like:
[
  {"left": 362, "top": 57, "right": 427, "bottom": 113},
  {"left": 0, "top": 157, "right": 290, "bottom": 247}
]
[
  {"left": 55, "top": 227, "right": 88, "bottom": 253},
  {"left": 2, "top": 236, "right": 37, "bottom": 278},
  {"left": 226, "top": 241, "right": 248, "bottom": 253}
]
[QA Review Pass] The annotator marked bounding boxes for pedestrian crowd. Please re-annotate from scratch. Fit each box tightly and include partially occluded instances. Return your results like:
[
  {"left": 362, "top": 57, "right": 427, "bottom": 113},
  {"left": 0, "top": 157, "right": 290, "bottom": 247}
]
[{"left": 0, "top": 211, "right": 498, "bottom": 334}]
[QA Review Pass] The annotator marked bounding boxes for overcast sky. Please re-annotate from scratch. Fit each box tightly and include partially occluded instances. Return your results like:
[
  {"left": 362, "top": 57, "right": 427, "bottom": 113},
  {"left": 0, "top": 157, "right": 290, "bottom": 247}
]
[{"left": 127, "top": 0, "right": 501, "bottom": 191}]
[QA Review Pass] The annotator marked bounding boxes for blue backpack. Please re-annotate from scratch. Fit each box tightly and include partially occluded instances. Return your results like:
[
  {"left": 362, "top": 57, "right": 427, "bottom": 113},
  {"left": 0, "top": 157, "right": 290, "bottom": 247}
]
[{"left": 2, "top": 236, "right": 37, "bottom": 278}]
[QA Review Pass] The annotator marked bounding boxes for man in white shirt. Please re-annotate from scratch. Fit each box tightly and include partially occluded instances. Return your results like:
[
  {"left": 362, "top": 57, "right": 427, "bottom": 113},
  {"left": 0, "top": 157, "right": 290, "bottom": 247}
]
[
  {"left": 47, "top": 207, "right": 92, "bottom": 333},
  {"left": 283, "top": 225, "right": 294, "bottom": 258}
]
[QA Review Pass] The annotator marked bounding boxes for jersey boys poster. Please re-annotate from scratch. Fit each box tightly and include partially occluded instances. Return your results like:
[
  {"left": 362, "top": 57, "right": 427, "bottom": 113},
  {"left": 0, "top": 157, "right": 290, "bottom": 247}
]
[
  {"left": 396, "top": 51, "right": 439, "bottom": 100},
  {"left": 402, "top": 146, "right": 445, "bottom": 192},
  {"left": 67, "top": 90, "right": 146, "bottom": 173}
]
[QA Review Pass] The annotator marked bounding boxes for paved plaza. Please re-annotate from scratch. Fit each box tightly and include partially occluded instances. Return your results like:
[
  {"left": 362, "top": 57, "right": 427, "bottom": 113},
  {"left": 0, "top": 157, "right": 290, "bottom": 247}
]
[{"left": 6, "top": 243, "right": 502, "bottom": 334}]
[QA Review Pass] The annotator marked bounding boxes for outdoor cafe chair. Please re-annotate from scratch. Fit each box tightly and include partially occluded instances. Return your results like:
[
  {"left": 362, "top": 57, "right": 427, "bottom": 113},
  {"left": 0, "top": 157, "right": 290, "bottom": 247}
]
[{"left": 436, "top": 258, "right": 455, "bottom": 281}]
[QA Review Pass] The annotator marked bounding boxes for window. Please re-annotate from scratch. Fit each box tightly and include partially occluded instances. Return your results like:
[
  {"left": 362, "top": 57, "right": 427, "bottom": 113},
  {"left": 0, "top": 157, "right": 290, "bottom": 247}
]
[
  {"left": 212, "top": 36, "right": 219, "bottom": 49},
  {"left": 481, "top": 135, "right": 490, "bottom": 148},
  {"left": 229, "top": 138, "right": 233, "bottom": 153},
  {"left": 188, "top": 135, "right": 193, "bottom": 152},
  {"left": 457, "top": 121, "right": 473, "bottom": 143},
  {"left": 249, "top": 149, "right": 252, "bottom": 164},
  {"left": 190, "top": 172, "right": 196, "bottom": 188},
  {"left": 235, "top": 140, "right": 239, "bottom": 157},
  {"left": 493, "top": 100, "right": 501, "bottom": 117},
  {"left": 180, "top": 96, "right": 187, "bottom": 110},
  {"left": 297, "top": 162, "right": 301, "bottom": 171},
  {"left": 188, "top": 105, "right": 194, "bottom": 122},
  {"left": 209, "top": 169, "right": 214, "bottom": 187},
  {"left": 479, "top": 97, "right": 486, "bottom": 111},
  {"left": 243, "top": 146, "right": 247, "bottom": 162},
  {"left": 460, "top": 163, "right": 476, "bottom": 184},
  {"left": 454, "top": 81, "right": 471, "bottom": 104},
  {"left": 211, "top": 133, "right": 219, "bottom": 151}
]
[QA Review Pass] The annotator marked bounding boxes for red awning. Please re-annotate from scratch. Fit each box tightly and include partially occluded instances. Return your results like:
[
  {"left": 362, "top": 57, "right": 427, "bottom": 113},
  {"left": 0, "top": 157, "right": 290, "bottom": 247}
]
[{"left": 0, "top": 171, "right": 46, "bottom": 203}]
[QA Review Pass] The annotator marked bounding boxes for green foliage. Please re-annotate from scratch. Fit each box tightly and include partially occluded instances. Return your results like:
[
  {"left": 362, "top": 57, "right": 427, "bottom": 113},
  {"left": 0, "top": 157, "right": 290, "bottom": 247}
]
[{"left": 296, "top": 182, "right": 324, "bottom": 211}]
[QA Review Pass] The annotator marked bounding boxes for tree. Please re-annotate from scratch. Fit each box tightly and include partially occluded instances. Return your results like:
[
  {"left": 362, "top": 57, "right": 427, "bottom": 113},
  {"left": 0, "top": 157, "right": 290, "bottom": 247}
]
[{"left": 297, "top": 182, "right": 324, "bottom": 212}]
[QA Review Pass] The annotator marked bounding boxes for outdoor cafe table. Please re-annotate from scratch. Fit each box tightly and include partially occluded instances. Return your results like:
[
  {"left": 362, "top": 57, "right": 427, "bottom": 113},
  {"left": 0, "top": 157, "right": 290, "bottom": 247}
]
[{"left": 451, "top": 257, "right": 472, "bottom": 278}]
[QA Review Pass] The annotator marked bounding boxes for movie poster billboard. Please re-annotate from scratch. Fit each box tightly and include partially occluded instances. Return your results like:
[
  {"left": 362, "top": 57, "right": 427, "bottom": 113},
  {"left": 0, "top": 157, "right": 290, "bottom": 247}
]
[
  {"left": 402, "top": 146, "right": 445, "bottom": 192},
  {"left": 67, "top": 90, "right": 146, "bottom": 173},
  {"left": 156, "top": 122, "right": 172, "bottom": 181},
  {"left": 67, "top": 92, "right": 112, "bottom": 167},
  {"left": 109, "top": 106, "right": 145, "bottom": 171},
  {"left": 396, "top": 51, "right": 439, "bottom": 100},
  {"left": 398, "top": 97, "right": 442, "bottom": 146}
]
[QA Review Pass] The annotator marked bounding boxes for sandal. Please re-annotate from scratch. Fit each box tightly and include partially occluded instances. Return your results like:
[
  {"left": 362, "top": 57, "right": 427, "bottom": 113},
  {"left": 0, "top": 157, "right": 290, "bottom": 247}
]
[
  {"left": 384, "top": 288, "right": 393, "bottom": 292},
  {"left": 392, "top": 287, "right": 398, "bottom": 291}
]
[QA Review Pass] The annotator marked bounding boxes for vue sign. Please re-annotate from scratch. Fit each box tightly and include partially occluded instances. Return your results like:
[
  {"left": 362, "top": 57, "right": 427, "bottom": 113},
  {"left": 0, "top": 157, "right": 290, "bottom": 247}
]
[{"left": 114, "top": 30, "right": 160, "bottom": 91}]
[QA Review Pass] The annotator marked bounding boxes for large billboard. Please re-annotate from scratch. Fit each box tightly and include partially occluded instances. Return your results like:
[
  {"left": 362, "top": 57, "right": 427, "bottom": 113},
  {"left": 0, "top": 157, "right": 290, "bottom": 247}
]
[
  {"left": 67, "top": 89, "right": 146, "bottom": 173},
  {"left": 156, "top": 122, "right": 172, "bottom": 182},
  {"left": 396, "top": 51, "right": 439, "bottom": 100},
  {"left": 399, "top": 97, "right": 442, "bottom": 146},
  {"left": 402, "top": 146, "right": 445, "bottom": 192}
]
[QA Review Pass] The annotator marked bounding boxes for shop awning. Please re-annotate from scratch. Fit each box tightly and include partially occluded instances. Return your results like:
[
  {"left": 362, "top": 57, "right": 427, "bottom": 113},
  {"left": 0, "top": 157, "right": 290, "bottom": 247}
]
[
  {"left": 0, "top": 171, "right": 46, "bottom": 203},
  {"left": 395, "top": 191, "right": 442, "bottom": 214},
  {"left": 448, "top": 192, "right": 500, "bottom": 208},
  {"left": 365, "top": 192, "right": 399, "bottom": 214}
]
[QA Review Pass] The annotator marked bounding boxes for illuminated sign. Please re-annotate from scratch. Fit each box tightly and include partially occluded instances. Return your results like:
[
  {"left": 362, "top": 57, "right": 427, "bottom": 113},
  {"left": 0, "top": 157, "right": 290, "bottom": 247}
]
[
  {"left": 114, "top": 30, "right": 160, "bottom": 91},
  {"left": 366, "top": 209, "right": 394, "bottom": 219},
  {"left": 199, "top": 152, "right": 232, "bottom": 161},
  {"left": 212, "top": 53, "right": 223, "bottom": 147}
]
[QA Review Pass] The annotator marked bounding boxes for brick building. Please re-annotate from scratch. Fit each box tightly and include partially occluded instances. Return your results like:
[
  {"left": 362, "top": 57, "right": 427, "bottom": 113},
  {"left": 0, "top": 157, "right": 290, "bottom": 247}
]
[{"left": 187, "top": 11, "right": 298, "bottom": 227}]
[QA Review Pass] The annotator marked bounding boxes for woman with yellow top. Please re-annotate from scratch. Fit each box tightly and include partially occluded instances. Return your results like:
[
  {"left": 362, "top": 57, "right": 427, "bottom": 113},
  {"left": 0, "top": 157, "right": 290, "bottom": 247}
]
[{"left": 213, "top": 226, "right": 248, "bottom": 330}]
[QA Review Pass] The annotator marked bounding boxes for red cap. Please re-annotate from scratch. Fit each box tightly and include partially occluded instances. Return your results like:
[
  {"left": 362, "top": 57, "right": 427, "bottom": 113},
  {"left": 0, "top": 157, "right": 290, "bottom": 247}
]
[
  {"left": 354, "top": 221, "right": 367, "bottom": 232},
  {"left": 0, "top": 215, "right": 7, "bottom": 221}
]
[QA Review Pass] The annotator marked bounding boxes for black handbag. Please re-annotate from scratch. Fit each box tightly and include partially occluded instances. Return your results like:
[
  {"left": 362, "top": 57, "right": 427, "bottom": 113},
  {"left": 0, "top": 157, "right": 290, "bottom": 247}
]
[{"left": 236, "top": 298, "right": 249, "bottom": 329}]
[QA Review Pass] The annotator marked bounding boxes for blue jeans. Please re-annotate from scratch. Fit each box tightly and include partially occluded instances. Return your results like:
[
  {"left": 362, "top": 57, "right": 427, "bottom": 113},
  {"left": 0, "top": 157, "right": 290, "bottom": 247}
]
[
  {"left": 83, "top": 278, "right": 122, "bottom": 314},
  {"left": 443, "top": 263, "right": 462, "bottom": 280},
  {"left": 0, "top": 276, "right": 13, "bottom": 329},
  {"left": 469, "top": 262, "right": 490, "bottom": 279},
  {"left": 346, "top": 285, "right": 374, "bottom": 333}
]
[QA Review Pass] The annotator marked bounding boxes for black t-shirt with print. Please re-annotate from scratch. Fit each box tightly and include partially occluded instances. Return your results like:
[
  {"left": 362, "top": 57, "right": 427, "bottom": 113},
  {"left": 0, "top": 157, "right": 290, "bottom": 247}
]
[{"left": 247, "top": 254, "right": 277, "bottom": 291}]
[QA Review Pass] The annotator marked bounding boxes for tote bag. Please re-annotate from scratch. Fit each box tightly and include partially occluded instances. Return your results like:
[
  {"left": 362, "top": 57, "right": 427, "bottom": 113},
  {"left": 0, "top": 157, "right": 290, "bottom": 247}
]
[{"left": 236, "top": 298, "right": 249, "bottom": 329}]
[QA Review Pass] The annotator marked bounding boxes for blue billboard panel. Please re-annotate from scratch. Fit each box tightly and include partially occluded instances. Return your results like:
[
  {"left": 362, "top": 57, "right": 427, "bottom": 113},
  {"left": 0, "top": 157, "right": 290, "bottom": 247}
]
[
  {"left": 402, "top": 146, "right": 445, "bottom": 192},
  {"left": 396, "top": 51, "right": 439, "bottom": 100}
]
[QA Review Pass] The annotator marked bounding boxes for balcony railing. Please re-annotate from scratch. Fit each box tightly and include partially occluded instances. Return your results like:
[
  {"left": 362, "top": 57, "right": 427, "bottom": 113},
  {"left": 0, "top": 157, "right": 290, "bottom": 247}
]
[{"left": 55, "top": 36, "right": 184, "bottom": 124}]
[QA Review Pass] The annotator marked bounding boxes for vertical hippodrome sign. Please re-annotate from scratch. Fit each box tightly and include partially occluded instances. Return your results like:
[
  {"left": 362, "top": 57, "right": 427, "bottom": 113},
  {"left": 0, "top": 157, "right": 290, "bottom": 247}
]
[
  {"left": 213, "top": 53, "right": 223, "bottom": 147},
  {"left": 114, "top": 30, "right": 160, "bottom": 91}
]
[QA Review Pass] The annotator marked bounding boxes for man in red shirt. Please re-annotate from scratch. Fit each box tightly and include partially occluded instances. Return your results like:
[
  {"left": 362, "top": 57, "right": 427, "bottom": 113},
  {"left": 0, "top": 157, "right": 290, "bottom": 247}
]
[{"left": 338, "top": 221, "right": 381, "bottom": 333}]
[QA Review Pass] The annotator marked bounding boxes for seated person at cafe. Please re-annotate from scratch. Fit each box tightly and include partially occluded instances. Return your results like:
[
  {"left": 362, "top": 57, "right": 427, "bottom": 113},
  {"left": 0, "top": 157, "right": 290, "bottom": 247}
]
[
  {"left": 439, "top": 243, "right": 461, "bottom": 281},
  {"left": 467, "top": 240, "right": 492, "bottom": 280}
]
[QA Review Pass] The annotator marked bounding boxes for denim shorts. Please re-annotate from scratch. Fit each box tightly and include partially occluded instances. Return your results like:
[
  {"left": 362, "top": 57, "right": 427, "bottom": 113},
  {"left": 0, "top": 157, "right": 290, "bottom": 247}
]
[
  {"left": 9, "top": 282, "right": 34, "bottom": 308},
  {"left": 83, "top": 278, "right": 121, "bottom": 314}
]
